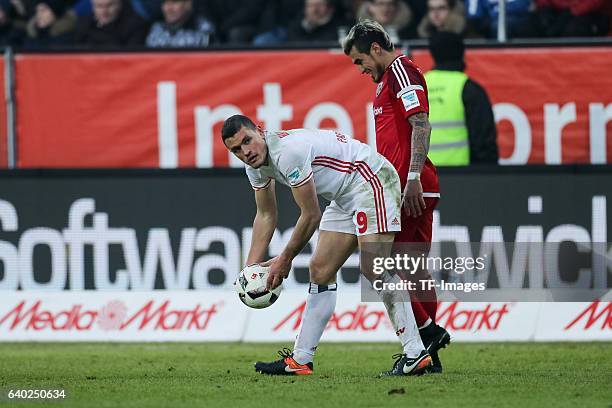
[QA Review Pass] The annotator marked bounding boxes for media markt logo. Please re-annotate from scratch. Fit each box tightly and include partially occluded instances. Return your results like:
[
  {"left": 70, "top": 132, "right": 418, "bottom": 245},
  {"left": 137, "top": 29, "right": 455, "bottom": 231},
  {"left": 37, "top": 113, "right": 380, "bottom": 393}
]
[
  {"left": 97, "top": 300, "right": 128, "bottom": 331},
  {"left": 273, "top": 301, "right": 393, "bottom": 332},
  {"left": 564, "top": 301, "right": 612, "bottom": 330},
  {"left": 436, "top": 302, "right": 512, "bottom": 331},
  {"left": 0, "top": 300, "right": 220, "bottom": 332}
]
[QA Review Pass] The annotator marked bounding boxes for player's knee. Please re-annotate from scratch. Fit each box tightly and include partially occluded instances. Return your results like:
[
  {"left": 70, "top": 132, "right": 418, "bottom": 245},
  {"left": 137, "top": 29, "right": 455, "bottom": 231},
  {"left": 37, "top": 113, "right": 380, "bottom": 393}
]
[{"left": 309, "top": 259, "right": 336, "bottom": 285}]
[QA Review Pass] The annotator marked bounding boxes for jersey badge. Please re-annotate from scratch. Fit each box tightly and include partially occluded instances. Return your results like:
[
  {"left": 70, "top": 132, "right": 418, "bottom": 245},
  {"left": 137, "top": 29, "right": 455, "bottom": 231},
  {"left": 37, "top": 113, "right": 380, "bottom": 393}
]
[
  {"left": 401, "top": 90, "right": 420, "bottom": 111},
  {"left": 376, "top": 81, "right": 384, "bottom": 97},
  {"left": 288, "top": 167, "right": 302, "bottom": 183}
]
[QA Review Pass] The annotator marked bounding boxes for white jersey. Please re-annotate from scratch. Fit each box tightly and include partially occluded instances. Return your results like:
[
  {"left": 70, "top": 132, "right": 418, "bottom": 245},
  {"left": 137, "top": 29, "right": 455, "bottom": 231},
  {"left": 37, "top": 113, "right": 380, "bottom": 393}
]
[{"left": 246, "top": 129, "right": 386, "bottom": 204}]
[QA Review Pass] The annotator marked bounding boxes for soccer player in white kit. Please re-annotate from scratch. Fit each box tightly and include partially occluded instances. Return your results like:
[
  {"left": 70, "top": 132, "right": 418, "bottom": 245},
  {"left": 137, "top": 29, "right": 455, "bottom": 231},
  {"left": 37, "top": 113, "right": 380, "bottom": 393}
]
[{"left": 222, "top": 115, "right": 432, "bottom": 377}]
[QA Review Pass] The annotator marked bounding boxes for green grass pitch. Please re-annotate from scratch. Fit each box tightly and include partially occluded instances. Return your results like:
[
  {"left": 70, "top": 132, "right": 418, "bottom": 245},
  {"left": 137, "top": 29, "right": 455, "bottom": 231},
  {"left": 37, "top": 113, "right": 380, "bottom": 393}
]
[{"left": 0, "top": 342, "right": 610, "bottom": 407}]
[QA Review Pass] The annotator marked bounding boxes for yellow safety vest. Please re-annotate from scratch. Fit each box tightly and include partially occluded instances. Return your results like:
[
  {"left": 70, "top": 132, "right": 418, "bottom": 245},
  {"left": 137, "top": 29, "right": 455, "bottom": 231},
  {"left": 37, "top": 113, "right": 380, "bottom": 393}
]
[{"left": 424, "top": 70, "right": 470, "bottom": 166}]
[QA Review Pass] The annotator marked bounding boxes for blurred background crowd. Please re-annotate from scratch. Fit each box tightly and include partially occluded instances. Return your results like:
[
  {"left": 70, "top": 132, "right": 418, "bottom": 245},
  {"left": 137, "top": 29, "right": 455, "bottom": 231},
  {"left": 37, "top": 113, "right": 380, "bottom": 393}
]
[{"left": 0, "top": 0, "right": 610, "bottom": 49}]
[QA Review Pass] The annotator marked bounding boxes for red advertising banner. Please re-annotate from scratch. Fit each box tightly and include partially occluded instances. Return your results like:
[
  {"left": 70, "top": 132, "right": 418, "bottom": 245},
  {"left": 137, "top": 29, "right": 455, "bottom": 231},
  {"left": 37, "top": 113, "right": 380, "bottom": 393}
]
[
  {"left": 15, "top": 48, "right": 612, "bottom": 168},
  {"left": 0, "top": 57, "right": 6, "bottom": 168}
]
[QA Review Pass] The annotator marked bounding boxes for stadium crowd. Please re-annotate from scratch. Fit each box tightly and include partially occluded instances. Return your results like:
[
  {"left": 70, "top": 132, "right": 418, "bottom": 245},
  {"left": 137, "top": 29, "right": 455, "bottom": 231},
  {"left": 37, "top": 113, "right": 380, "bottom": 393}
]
[{"left": 0, "top": 0, "right": 610, "bottom": 49}]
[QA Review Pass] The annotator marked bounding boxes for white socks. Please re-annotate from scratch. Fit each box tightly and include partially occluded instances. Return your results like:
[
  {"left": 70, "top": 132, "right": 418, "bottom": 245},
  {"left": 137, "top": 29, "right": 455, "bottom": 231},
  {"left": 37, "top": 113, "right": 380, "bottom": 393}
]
[
  {"left": 376, "top": 272, "right": 424, "bottom": 358},
  {"left": 292, "top": 283, "right": 337, "bottom": 365},
  {"left": 292, "top": 275, "right": 424, "bottom": 364}
]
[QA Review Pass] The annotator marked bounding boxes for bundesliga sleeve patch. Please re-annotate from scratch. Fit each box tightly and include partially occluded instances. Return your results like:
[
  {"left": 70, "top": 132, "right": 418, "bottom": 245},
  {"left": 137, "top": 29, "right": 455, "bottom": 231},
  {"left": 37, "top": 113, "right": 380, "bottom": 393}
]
[
  {"left": 288, "top": 167, "right": 302, "bottom": 183},
  {"left": 401, "top": 90, "right": 420, "bottom": 111}
]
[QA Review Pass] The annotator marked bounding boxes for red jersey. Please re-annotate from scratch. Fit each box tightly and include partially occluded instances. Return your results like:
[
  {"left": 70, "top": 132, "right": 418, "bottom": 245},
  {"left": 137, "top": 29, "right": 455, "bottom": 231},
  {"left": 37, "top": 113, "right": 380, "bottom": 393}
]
[{"left": 373, "top": 55, "right": 439, "bottom": 196}]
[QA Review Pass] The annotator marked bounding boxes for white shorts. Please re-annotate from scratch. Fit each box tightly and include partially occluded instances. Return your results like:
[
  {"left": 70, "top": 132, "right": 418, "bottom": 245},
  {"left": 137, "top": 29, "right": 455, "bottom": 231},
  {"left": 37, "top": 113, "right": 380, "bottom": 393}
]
[{"left": 319, "top": 161, "right": 401, "bottom": 236}]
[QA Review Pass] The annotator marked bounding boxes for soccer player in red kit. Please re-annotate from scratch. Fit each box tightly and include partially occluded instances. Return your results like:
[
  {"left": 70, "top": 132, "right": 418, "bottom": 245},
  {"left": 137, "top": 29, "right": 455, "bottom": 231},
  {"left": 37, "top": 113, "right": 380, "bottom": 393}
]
[{"left": 343, "top": 20, "right": 450, "bottom": 373}]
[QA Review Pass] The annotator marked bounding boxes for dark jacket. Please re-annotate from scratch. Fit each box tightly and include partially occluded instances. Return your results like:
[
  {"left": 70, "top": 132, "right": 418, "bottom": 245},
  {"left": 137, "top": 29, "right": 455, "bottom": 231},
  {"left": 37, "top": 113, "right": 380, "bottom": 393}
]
[
  {"left": 23, "top": 9, "right": 76, "bottom": 50},
  {"left": 463, "top": 79, "right": 498, "bottom": 164},
  {"left": 286, "top": 14, "right": 344, "bottom": 43},
  {"left": 74, "top": 4, "right": 149, "bottom": 47},
  {"left": 201, "top": 0, "right": 266, "bottom": 42}
]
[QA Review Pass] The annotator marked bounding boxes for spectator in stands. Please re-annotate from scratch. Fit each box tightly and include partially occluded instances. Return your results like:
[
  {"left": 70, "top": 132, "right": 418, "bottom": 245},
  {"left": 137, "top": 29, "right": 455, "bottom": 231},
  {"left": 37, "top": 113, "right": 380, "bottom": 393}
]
[
  {"left": 23, "top": 0, "right": 76, "bottom": 48},
  {"left": 465, "top": 0, "right": 539, "bottom": 38},
  {"left": 287, "top": 0, "right": 346, "bottom": 43},
  {"left": 417, "top": 0, "right": 465, "bottom": 38},
  {"left": 0, "top": 0, "right": 25, "bottom": 45},
  {"left": 356, "top": 0, "right": 414, "bottom": 41},
  {"left": 535, "top": 0, "right": 611, "bottom": 37},
  {"left": 253, "top": 0, "right": 303, "bottom": 45},
  {"left": 5, "top": 0, "right": 33, "bottom": 23},
  {"left": 425, "top": 32, "right": 498, "bottom": 165},
  {"left": 71, "top": 0, "right": 92, "bottom": 18},
  {"left": 145, "top": 0, "right": 215, "bottom": 47},
  {"left": 71, "top": 0, "right": 163, "bottom": 21},
  {"left": 74, "top": 0, "right": 149, "bottom": 46},
  {"left": 130, "top": 0, "right": 163, "bottom": 21},
  {"left": 204, "top": 0, "right": 266, "bottom": 43},
  {"left": 407, "top": 0, "right": 428, "bottom": 23}
]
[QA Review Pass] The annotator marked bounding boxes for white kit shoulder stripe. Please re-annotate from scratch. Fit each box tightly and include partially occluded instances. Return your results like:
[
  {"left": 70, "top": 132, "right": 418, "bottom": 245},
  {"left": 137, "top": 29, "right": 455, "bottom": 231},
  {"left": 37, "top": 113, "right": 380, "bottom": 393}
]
[
  {"left": 392, "top": 59, "right": 411, "bottom": 88},
  {"left": 391, "top": 62, "right": 408, "bottom": 90}
]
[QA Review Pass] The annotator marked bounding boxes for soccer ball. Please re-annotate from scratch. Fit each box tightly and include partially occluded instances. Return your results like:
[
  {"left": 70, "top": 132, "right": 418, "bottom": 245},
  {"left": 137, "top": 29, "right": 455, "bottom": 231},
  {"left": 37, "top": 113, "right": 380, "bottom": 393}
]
[{"left": 234, "top": 264, "right": 282, "bottom": 309}]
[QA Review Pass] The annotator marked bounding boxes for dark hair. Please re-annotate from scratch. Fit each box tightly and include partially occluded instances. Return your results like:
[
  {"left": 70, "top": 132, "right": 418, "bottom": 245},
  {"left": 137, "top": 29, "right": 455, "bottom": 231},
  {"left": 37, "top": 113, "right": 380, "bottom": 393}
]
[
  {"left": 429, "top": 31, "right": 464, "bottom": 66},
  {"left": 342, "top": 20, "right": 394, "bottom": 55},
  {"left": 221, "top": 115, "right": 257, "bottom": 141}
]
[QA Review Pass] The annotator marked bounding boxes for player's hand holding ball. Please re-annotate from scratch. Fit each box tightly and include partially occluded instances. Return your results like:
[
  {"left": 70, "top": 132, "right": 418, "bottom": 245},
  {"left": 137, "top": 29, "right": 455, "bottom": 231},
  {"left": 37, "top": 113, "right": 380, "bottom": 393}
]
[
  {"left": 235, "top": 263, "right": 283, "bottom": 309},
  {"left": 263, "top": 256, "right": 291, "bottom": 290}
]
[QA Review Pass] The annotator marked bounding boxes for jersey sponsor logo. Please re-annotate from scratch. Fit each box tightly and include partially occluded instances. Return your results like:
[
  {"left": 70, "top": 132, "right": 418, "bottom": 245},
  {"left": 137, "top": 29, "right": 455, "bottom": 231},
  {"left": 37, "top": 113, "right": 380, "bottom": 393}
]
[
  {"left": 287, "top": 167, "right": 302, "bottom": 183},
  {"left": 334, "top": 131, "right": 348, "bottom": 143},
  {"left": 373, "top": 106, "right": 383, "bottom": 116},
  {"left": 376, "top": 81, "right": 384, "bottom": 97},
  {"left": 401, "top": 90, "right": 420, "bottom": 111}
]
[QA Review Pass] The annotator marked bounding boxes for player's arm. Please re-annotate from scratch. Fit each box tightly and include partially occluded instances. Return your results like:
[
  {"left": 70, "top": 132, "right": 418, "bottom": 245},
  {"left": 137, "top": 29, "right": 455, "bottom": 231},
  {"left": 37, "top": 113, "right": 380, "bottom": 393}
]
[
  {"left": 246, "top": 180, "right": 278, "bottom": 265},
  {"left": 389, "top": 60, "right": 432, "bottom": 218},
  {"left": 404, "top": 111, "right": 432, "bottom": 217},
  {"left": 266, "top": 178, "right": 321, "bottom": 289}
]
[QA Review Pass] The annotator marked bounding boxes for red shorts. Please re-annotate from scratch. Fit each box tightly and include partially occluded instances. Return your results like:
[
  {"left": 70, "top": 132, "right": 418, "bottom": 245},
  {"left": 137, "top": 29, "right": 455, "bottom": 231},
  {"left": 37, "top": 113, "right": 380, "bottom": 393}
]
[
  {"left": 394, "top": 197, "right": 438, "bottom": 249},
  {"left": 394, "top": 197, "right": 439, "bottom": 303}
]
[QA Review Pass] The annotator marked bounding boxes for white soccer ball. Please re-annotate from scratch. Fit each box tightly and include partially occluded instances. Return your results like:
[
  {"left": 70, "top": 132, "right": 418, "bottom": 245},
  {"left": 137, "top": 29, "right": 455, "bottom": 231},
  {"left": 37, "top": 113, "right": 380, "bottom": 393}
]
[{"left": 235, "top": 264, "right": 282, "bottom": 309}]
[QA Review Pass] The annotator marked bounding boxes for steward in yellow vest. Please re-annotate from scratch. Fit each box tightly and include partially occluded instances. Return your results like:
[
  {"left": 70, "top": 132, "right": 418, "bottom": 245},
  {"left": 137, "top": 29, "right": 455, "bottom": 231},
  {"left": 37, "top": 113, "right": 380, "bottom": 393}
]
[{"left": 426, "top": 32, "right": 498, "bottom": 165}]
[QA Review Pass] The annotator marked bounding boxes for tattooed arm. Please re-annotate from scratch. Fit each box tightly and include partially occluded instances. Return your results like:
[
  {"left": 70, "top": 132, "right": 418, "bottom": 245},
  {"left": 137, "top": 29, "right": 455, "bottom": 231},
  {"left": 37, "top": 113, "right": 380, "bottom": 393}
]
[
  {"left": 408, "top": 112, "right": 432, "bottom": 174},
  {"left": 403, "top": 112, "right": 432, "bottom": 217}
]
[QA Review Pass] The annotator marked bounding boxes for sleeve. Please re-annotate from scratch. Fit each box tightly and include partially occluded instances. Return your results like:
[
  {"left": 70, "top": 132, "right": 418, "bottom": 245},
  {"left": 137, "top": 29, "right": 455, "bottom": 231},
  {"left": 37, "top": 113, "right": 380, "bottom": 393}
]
[
  {"left": 389, "top": 60, "right": 429, "bottom": 119},
  {"left": 277, "top": 142, "right": 314, "bottom": 188},
  {"left": 245, "top": 166, "right": 272, "bottom": 191},
  {"left": 463, "top": 79, "right": 499, "bottom": 164}
]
